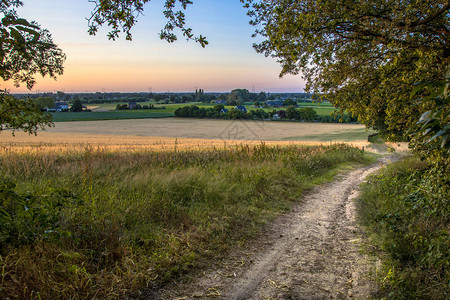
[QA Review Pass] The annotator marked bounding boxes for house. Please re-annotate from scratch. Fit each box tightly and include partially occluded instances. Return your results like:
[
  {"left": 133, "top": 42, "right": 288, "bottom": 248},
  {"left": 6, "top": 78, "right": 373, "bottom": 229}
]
[
  {"left": 54, "top": 102, "right": 69, "bottom": 112},
  {"left": 128, "top": 101, "right": 137, "bottom": 109},
  {"left": 272, "top": 113, "right": 280, "bottom": 120},
  {"left": 234, "top": 105, "right": 247, "bottom": 113},
  {"left": 220, "top": 108, "right": 228, "bottom": 114}
]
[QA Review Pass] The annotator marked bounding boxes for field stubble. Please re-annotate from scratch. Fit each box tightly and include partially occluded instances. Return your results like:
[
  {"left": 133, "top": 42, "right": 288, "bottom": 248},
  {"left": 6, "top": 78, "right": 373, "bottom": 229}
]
[{"left": 0, "top": 118, "right": 373, "bottom": 152}]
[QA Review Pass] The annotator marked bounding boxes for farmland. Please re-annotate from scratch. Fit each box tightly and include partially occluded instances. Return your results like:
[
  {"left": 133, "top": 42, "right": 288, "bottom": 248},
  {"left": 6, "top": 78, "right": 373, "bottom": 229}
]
[
  {"left": 0, "top": 118, "right": 374, "bottom": 149},
  {"left": 0, "top": 112, "right": 380, "bottom": 298},
  {"left": 50, "top": 102, "right": 337, "bottom": 122}
]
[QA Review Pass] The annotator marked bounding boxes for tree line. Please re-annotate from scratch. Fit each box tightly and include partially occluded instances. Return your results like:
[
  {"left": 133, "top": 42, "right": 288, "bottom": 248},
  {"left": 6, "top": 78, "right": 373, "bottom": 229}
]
[{"left": 174, "top": 104, "right": 358, "bottom": 123}]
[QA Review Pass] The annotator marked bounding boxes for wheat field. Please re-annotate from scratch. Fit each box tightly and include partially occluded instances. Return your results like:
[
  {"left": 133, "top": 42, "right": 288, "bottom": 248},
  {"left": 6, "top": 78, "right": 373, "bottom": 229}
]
[{"left": 0, "top": 118, "right": 373, "bottom": 152}]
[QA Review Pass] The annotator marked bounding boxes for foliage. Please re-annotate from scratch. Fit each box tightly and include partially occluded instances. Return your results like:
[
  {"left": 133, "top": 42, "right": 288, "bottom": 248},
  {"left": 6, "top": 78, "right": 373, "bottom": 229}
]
[
  {"left": 409, "top": 79, "right": 450, "bottom": 160},
  {"left": 0, "top": 0, "right": 65, "bottom": 89},
  {"left": 34, "top": 96, "right": 55, "bottom": 110},
  {"left": 0, "top": 92, "right": 53, "bottom": 134},
  {"left": 173, "top": 104, "right": 354, "bottom": 123},
  {"left": 282, "top": 98, "right": 295, "bottom": 107},
  {"left": 70, "top": 99, "right": 83, "bottom": 112},
  {"left": 357, "top": 157, "right": 449, "bottom": 299},
  {"left": 0, "top": 143, "right": 369, "bottom": 298},
  {"left": 0, "top": 176, "right": 71, "bottom": 252},
  {"left": 227, "top": 89, "right": 250, "bottom": 105},
  {"left": 246, "top": 0, "right": 449, "bottom": 142},
  {"left": 87, "top": 0, "right": 208, "bottom": 47}
]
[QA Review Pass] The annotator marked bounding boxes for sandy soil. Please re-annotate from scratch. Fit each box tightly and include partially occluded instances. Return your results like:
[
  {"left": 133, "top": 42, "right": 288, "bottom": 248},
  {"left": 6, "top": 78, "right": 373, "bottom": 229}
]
[{"left": 154, "top": 160, "right": 391, "bottom": 300}]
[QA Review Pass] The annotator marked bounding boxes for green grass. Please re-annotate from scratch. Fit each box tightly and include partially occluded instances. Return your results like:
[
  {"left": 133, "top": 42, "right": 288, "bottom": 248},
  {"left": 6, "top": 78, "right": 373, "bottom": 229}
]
[
  {"left": 61, "top": 102, "right": 338, "bottom": 122},
  {"left": 0, "top": 144, "right": 371, "bottom": 299},
  {"left": 357, "top": 157, "right": 449, "bottom": 299},
  {"left": 50, "top": 110, "right": 173, "bottom": 122}
]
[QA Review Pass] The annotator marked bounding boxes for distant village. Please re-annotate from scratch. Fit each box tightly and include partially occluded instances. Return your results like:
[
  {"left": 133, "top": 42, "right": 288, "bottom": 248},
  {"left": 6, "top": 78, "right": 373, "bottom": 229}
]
[{"left": 14, "top": 89, "right": 320, "bottom": 112}]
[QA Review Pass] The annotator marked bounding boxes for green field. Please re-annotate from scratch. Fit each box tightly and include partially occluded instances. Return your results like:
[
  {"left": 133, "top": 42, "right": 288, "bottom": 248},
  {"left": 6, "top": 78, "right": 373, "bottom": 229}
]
[
  {"left": 51, "top": 109, "right": 172, "bottom": 122},
  {"left": 51, "top": 102, "right": 338, "bottom": 122}
]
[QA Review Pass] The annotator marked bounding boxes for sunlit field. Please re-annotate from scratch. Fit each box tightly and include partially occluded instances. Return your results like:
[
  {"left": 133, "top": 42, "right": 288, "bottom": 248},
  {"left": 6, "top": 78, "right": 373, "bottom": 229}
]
[{"left": 0, "top": 118, "right": 374, "bottom": 151}]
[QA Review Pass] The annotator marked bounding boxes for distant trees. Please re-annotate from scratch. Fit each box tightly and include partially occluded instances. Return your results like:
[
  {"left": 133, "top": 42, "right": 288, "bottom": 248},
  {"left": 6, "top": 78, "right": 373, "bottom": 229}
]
[
  {"left": 34, "top": 97, "right": 55, "bottom": 111},
  {"left": 70, "top": 99, "right": 83, "bottom": 112},
  {"left": 283, "top": 99, "right": 296, "bottom": 107},
  {"left": 257, "top": 92, "right": 267, "bottom": 102},
  {"left": 227, "top": 89, "right": 250, "bottom": 106},
  {"left": 174, "top": 104, "right": 357, "bottom": 123},
  {"left": 116, "top": 103, "right": 155, "bottom": 110}
]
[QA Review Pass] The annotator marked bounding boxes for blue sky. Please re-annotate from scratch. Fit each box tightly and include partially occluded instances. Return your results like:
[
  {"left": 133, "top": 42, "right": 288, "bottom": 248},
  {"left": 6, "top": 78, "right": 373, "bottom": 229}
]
[{"left": 4, "top": 0, "right": 305, "bottom": 93}]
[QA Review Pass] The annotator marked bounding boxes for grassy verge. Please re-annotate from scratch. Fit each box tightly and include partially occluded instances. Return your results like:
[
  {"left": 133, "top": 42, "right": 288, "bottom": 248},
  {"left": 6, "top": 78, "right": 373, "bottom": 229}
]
[
  {"left": 1, "top": 144, "right": 370, "bottom": 298},
  {"left": 357, "top": 156, "right": 449, "bottom": 299}
]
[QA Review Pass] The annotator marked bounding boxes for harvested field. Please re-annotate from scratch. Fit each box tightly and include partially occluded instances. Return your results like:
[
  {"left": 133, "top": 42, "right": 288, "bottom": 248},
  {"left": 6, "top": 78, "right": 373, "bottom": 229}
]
[{"left": 0, "top": 119, "right": 373, "bottom": 151}]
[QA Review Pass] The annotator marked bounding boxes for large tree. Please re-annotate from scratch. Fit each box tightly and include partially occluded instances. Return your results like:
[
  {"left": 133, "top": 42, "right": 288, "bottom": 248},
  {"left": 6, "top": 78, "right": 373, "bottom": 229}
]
[
  {"left": 1, "top": 0, "right": 65, "bottom": 89},
  {"left": 245, "top": 0, "right": 449, "bottom": 151},
  {"left": 1, "top": 0, "right": 65, "bottom": 134}
]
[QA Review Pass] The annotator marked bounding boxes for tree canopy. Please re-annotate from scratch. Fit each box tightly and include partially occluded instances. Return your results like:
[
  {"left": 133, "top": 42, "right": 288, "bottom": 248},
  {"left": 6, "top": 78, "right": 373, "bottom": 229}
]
[
  {"left": 0, "top": 92, "right": 52, "bottom": 134},
  {"left": 1, "top": 0, "right": 64, "bottom": 134},
  {"left": 87, "top": 0, "right": 208, "bottom": 47},
  {"left": 246, "top": 0, "right": 449, "bottom": 153},
  {"left": 0, "top": 0, "right": 65, "bottom": 89}
]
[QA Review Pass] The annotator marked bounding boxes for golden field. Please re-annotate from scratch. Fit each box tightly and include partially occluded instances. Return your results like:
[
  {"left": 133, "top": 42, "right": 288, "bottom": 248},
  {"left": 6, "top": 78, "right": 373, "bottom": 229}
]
[{"left": 0, "top": 118, "right": 373, "bottom": 152}]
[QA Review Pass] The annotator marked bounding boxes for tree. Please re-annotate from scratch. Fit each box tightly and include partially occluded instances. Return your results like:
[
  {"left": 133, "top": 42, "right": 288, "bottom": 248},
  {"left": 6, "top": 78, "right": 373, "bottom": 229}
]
[
  {"left": 283, "top": 98, "right": 296, "bottom": 107},
  {"left": 87, "top": 0, "right": 208, "bottom": 47},
  {"left": 1, "top": 1, "right": 65, "bottom": 89},
  {"left": 70, "top": 99, "right": 83, "bottom": 112},
  {"left": 1, "top": 0, "right": 65, "bottom": 134},
  {"left": 298, "top": 107, "right": 317, "bottom": 122},
  {"left": 285, "top": 106, "right": 298, "bottom": 120},
  {"left": 0, "top": 92, "right": 52, "bottom": 134},
  {"left": 257, "top": 91, "right": 267, "bottom": 102},
  {"left": 247, "top": 0, "right": 449, "bottom": 148}
]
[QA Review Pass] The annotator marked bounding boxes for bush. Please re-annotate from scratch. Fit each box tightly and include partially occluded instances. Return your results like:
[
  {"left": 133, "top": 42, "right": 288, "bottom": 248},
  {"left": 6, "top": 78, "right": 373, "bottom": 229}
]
[{"left": 357, "top": 157, "right": 449, "bottom": 299}]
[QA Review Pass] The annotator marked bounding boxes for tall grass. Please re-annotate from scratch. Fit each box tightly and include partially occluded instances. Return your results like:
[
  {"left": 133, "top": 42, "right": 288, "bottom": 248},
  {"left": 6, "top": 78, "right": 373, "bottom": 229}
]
[
  {"left": 1, "top": 143, "right": 369, "bottom": 298},
  {"left": 357, "top": 156, "right": 449, "bottom": 299}
]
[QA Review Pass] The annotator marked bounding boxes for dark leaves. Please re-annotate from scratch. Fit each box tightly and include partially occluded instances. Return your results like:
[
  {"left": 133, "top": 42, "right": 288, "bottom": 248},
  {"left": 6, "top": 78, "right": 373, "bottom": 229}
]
[{"left": 87, "top": 0, "right": 207, "bottom": 46}]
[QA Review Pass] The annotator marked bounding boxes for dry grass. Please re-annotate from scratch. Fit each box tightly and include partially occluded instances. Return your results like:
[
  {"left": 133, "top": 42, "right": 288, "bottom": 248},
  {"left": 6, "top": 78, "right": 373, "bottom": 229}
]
[
  {"left": 0, "top": 143, "right": 371, "bottom": 299},
  {"left": 0, "top": 118, "right": 372, "bottom": 152}
]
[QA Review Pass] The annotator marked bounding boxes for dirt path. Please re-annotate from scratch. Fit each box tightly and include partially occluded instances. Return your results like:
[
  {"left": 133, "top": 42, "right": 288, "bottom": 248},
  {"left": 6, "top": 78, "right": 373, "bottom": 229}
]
[{"left": 157, "top": 160, "right": 388, "bottom": 300}]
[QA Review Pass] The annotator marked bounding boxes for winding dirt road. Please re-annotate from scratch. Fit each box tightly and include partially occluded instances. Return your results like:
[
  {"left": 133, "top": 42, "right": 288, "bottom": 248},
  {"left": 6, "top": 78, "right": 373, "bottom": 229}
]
[{"left": 158, "top": 160, "right": 387, "bottom": 300}]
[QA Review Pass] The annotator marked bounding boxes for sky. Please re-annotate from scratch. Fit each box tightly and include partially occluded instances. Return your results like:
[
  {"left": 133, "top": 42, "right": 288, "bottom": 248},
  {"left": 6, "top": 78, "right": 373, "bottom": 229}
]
[{"left": 3, "top": 0, "right": 305, "bottom": 93}]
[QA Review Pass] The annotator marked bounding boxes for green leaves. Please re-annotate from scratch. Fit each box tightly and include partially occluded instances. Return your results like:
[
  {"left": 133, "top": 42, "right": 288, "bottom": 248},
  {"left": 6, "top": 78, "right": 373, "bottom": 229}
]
[
  {"left": 88, "top": 0, "right": 208, "bottom": 46},
  {"left": 0, "top": 92, "right": 53, "bottom": 135},
  {"left": 1, "top": 3, "right": 65, "bottom": 89},
  {"left": 247, "top": 0, "right": 449, "bottom": 164},
  {"left": 0, "top": 176, "right": 73, "bottom": 249}
]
